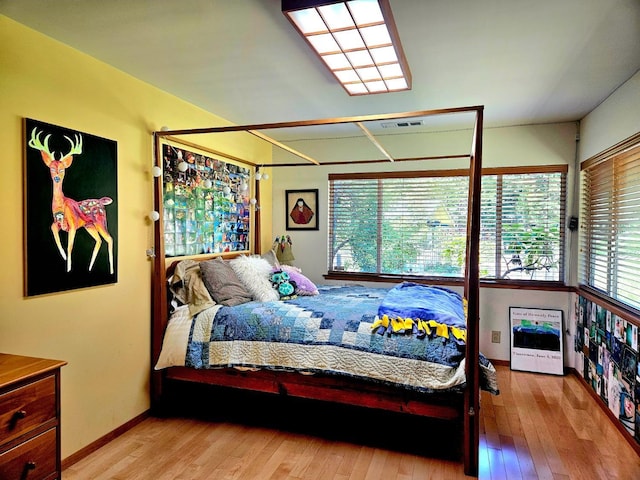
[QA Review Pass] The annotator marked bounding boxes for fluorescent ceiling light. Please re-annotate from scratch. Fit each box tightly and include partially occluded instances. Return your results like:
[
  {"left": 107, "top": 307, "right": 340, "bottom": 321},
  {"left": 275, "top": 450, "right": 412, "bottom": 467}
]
[{"left": 283, "top": 0, "right": 412, "bottom": 96}]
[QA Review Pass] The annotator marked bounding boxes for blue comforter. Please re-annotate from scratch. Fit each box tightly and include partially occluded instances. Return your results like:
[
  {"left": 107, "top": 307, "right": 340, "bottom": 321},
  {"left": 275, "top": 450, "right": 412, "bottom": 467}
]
[
  {"left": 165, "top": 285, "right": 498, "bottom": 394},
  {"left": 377, "top": 282, "right": 466, "bottom": 328}
]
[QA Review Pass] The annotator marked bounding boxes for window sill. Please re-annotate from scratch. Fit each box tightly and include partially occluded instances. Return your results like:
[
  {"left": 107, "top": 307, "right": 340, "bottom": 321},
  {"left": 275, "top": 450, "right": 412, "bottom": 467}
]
[
  {"left": 576, "top": 285, "right": 640, "bottom": 325},
  {"left": 323, "top": 271, "right": 571, "bottom": 292}
]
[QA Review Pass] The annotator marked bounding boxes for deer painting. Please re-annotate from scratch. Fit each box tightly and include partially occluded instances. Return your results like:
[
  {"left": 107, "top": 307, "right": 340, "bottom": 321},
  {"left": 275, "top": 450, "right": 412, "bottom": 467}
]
[{"left": 28, "top": 128, "right": 114, "bottom": 274}]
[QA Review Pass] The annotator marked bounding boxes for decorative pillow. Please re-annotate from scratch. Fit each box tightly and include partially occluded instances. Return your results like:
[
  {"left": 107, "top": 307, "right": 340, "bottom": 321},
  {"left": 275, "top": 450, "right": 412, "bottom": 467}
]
[
  {"left": 279, "top": 265, "right": 319, "bottom": 296},
  {"left": 168, "top": 259, "right": 215, "bottom": 316},
  {"left": 230, "top": 255, "right": 279, "bottom": 302},
  {"left": 261, "top": 249, "right": 281, "bottom": 268},
  {"left": 200, "top": 257, "right": 252, "bottom": 306},
  {"left": 270, "top": 270, "right": 297, "bottom": 300}
]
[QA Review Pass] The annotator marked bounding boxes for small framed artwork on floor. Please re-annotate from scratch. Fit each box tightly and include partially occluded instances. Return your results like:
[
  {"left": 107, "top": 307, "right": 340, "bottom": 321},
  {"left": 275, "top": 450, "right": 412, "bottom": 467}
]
[{"left": 510, "top": 307, "right": 564, "bottom": 375}]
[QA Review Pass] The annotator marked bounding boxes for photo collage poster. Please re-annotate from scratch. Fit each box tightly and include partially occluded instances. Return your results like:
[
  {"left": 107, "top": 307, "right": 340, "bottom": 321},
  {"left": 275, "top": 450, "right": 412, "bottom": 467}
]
[
  {"left": 574, "top": 295, "right": 639, "bottom": 444},
  {"left": 161, "top": 142, "right": 251, "bottom": 257}
]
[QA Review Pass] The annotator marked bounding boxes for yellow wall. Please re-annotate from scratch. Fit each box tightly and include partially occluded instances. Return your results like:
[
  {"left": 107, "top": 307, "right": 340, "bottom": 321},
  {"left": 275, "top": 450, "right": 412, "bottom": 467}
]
[{"left": 0, "top": 16, "right": 271, "bottom": 459}]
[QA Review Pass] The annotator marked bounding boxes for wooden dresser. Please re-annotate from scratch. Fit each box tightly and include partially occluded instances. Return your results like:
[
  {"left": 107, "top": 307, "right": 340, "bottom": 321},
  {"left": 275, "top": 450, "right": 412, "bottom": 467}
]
[{"left": 0, "top": 353, "right": 66, "bottom": 480}]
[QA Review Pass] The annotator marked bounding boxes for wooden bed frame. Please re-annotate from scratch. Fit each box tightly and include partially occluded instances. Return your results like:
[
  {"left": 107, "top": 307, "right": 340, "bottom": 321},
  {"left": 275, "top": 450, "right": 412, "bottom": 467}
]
[{"left": 150, "top": 106, "right": 484, "bottom": 476}]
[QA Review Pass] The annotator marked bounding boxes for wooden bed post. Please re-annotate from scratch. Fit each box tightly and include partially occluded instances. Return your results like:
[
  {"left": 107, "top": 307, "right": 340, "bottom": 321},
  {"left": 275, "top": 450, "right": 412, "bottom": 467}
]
[
  {"left": 463, "top": 107, "right": 483, "bottom": 476},
  {"left": 254, "top": 173, "right": 261, "bottom": 254},
  {"left": 150, "top": 133, "right": 168, "bottom": 414}
]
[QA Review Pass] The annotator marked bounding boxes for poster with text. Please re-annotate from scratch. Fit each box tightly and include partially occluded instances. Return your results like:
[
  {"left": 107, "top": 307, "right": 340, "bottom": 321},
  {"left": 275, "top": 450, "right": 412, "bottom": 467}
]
[{"left": 510, "top": 307, "right": 564, "bottom": 375}]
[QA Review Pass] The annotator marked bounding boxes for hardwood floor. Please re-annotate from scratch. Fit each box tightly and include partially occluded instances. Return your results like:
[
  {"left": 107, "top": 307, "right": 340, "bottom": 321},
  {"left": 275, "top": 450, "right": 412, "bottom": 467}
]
[{"left": 63, "top": 366, "right": 640, "bottom": 479}]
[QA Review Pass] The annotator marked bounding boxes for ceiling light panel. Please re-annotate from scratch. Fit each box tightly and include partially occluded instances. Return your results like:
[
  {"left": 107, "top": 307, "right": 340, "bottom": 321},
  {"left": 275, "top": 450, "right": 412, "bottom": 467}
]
[
  {"left": 288, "top": 8, "right": 327, "bottom": 34},
  {"left": 323, "top": 53, "right": 351, "bottom": 69},
  {"left": 345, "top": 50, "right": 373, "bottom": 67},
  {"left": 345, "top": 83, "right": 368, "bottom": 94},
  {"left": 360, "top": 25, "right": 391, "bottom": 47},
  {"left": 283, "top": 0, "right": 412, "bottom": 95},
  {"left": 317, "top": 3, "right": 354, "bottom": 29},
  {"left": 334, "top": 69, "right": 360, "bottom": 83}
]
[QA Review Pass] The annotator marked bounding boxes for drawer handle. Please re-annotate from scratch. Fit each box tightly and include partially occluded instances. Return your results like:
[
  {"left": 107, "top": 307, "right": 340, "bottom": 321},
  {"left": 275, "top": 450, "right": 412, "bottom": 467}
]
[
  {"left": 22, "top": 461, "right": 37, "bottom": 477},
  {"left": 9, "top": 410, "right": 27, "bottom": 429}
]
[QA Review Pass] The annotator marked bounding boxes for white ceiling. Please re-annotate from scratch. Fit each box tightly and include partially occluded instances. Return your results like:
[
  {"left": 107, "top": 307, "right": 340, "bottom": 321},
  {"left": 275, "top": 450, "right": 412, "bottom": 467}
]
[{"left": 2, "top": 0, "right": 640, "bottom": 139}]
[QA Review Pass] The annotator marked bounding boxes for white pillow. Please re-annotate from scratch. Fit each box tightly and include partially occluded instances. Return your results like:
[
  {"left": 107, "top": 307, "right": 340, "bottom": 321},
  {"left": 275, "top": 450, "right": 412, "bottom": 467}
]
[
  {"left": 154, "top": 305, "right": 192, "bottom": 370},
  {"left": 230, "top": 255, "right": 279, "bottom": 302}
]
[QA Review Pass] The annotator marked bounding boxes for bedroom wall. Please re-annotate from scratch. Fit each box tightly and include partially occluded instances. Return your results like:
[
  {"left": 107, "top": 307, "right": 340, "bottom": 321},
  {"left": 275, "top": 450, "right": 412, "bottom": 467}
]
[
  {"left": 0, "top": 16, "right": 271, "bottom": 460},
  {"left": 578, "top": 69, "right": 640, "bottom": 161},
  {"left": 571, "top": 72, "right": 640, "bottom": 382},
  {"left": 572, "top": 294, "right": 639, "bottom": 446},
  {"left": 269, "top": 122, "right": 578, "bottom": 363}
]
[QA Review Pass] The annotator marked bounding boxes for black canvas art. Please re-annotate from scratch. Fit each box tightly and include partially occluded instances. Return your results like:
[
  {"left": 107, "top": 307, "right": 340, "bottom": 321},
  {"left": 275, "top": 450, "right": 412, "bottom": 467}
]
[{"left": 24, "top": 118, "right": 118, "bottom": 296}]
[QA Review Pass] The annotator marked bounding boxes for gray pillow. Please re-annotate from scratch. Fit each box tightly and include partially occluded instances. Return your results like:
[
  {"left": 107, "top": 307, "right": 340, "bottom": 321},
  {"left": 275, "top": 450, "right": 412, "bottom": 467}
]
[
  {"left": 261, "top": 249, "right": 281, "bottom": 268},
  {"left": 199, "top": 257, "right": 252, "bottom": 306}
]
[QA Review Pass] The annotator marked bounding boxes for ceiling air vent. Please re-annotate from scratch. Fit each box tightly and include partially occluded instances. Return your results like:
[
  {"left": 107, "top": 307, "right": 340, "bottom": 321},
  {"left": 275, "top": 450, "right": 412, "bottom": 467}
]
[{"left": 381, "top": 120, "right": 424, "bottom": 128}]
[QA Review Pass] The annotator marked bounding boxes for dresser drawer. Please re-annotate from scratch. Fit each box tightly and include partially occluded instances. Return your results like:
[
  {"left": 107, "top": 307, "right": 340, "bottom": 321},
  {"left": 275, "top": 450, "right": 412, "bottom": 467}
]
[
  {"left": 0, "top": 427, "right": 57, "bottom": 480},
  {"left": 0, "top": 376, "right": 56, "bottom": 445}
]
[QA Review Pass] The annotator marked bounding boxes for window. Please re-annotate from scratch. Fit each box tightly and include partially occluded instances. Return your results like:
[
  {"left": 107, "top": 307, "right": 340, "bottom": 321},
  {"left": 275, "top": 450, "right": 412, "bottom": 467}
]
[
  {"left": 580, "top": 136, "right": 640, "bottom": 311},
  {"left": 328, "top": 166, "right": 566, "bottom": 282}
]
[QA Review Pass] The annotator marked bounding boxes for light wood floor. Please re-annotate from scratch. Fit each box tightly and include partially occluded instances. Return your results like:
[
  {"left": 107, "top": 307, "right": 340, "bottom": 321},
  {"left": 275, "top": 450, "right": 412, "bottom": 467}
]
[{"left": 63, "top": 366, "right": 640, "bottom": 479}]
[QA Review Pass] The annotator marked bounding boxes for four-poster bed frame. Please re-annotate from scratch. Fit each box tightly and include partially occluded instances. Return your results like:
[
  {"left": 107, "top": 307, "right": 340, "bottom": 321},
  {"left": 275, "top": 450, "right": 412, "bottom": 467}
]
[{"left": 151, "top": 105, "right": 484, "bottom": 476}]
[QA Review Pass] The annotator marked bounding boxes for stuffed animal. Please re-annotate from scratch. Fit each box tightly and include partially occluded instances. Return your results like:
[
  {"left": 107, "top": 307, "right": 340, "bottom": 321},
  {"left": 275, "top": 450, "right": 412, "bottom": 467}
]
[{"left": 270, "top": 270, "right": 297, "bottom": 299}]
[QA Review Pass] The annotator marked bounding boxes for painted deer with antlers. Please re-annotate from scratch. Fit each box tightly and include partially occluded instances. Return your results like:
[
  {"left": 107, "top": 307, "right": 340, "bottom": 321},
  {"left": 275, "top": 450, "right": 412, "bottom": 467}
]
[{"left": 28, "top": 128, "right": 114, "bottom": 274}]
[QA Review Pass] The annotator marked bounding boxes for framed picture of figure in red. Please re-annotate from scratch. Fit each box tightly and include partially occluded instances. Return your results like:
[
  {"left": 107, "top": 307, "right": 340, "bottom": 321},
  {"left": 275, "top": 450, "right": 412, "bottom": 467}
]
[{"left": 286, "top": 189, "right": 318, "bottom": 230}]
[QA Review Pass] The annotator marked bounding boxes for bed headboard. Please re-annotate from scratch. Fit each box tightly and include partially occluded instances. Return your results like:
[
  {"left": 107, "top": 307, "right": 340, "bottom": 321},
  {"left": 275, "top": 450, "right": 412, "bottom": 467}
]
[{"left": 152, "top": 253, "right": 243, "bottom": 369}]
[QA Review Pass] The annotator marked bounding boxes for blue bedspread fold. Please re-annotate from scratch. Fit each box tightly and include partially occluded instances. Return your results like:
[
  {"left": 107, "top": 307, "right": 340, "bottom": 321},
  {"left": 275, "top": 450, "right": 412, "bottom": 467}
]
[{"left": 377, "top": 282, "right": 466, "bottom": 328}]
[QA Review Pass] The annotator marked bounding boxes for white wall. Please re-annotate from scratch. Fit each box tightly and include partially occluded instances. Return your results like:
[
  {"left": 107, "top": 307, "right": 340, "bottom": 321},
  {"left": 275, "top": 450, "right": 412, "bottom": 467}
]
[
  {"left": 569, "top": 71, "right": 640, "bottom": 369},
  {"left": 579, "top": 70, "right": 640, "bottom": 161},
  {"left": 269, "top": 122, "right": 577, "bottom": 361}
]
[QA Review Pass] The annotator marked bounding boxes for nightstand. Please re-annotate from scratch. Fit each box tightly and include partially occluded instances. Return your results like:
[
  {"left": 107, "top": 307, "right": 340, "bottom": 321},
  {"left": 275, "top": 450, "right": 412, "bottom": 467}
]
[{"left": 0, "top": 353, "right": 66, "bottom": 480}]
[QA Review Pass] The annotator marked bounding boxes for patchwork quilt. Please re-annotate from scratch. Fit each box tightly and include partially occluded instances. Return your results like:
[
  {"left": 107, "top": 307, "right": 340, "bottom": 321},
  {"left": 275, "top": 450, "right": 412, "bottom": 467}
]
[{"left": 156, "top": 284, "right": 499, "bottom": 394}]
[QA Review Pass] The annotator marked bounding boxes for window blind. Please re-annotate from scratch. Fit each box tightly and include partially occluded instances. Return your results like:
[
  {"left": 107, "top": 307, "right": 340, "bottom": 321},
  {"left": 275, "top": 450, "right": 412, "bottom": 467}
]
[
  {"left": 329, "top": 166, "right": 566, "bottom": 282},
  {"left": 328, "top": 171, "right": 468, "bottom": 276},
  {"left": 480, "top": 170, "right": 566, "bottom": 280},
  {"left": 580, "top": 140, "right": 640, "bottom": 310}
]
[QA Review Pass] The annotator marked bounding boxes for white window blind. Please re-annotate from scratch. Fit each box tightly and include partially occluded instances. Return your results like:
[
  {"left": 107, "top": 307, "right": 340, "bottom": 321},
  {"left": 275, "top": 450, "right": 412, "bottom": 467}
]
[
  {"left": 480, "top": 170, "right": 565, "bottom": 280},
  {"left": 329, "top": 167, "right": 566, "bottom": 282},
  {"left": 580, "top": 139, "right": 640, "bottom": 310},
  {"left": 328, "top": 171, "right": 468, "bottom": 276}
]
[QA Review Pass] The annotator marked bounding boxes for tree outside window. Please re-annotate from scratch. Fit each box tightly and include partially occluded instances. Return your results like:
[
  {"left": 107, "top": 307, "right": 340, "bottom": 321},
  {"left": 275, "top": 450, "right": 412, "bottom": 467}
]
[{"left": 328, "top": 167, "right": 566, "bottom": 283}]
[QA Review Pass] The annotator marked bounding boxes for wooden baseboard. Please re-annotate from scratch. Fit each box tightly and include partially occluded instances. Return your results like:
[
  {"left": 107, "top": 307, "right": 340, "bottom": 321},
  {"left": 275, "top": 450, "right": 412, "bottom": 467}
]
[
  {"left": 61, "top": 410, "right": 150, "bottom": 470},
  {"left": 489, "top": 359, "right": 573, "bottom": 376},
  {"left": 488, "top": 358, "right": 510, "bottom": 367},
  {"left": 570, "top": 367, "right": 640, "bottom": 457}
]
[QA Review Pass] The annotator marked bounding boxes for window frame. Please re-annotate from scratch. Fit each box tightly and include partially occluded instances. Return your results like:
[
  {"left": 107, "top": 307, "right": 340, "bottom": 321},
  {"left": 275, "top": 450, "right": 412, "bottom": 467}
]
[
  {"left": 579, "top": 132, "right": 640, "bottom": 315},
  {"left": 326, "top": 165, "right": 568, "bottom": 288}
]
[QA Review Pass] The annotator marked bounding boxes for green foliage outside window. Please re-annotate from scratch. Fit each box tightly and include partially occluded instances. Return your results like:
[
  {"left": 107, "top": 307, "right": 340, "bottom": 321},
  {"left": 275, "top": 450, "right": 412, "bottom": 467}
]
[{"left": 329, "top": 168, "right": 566, "bottom": 282}]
